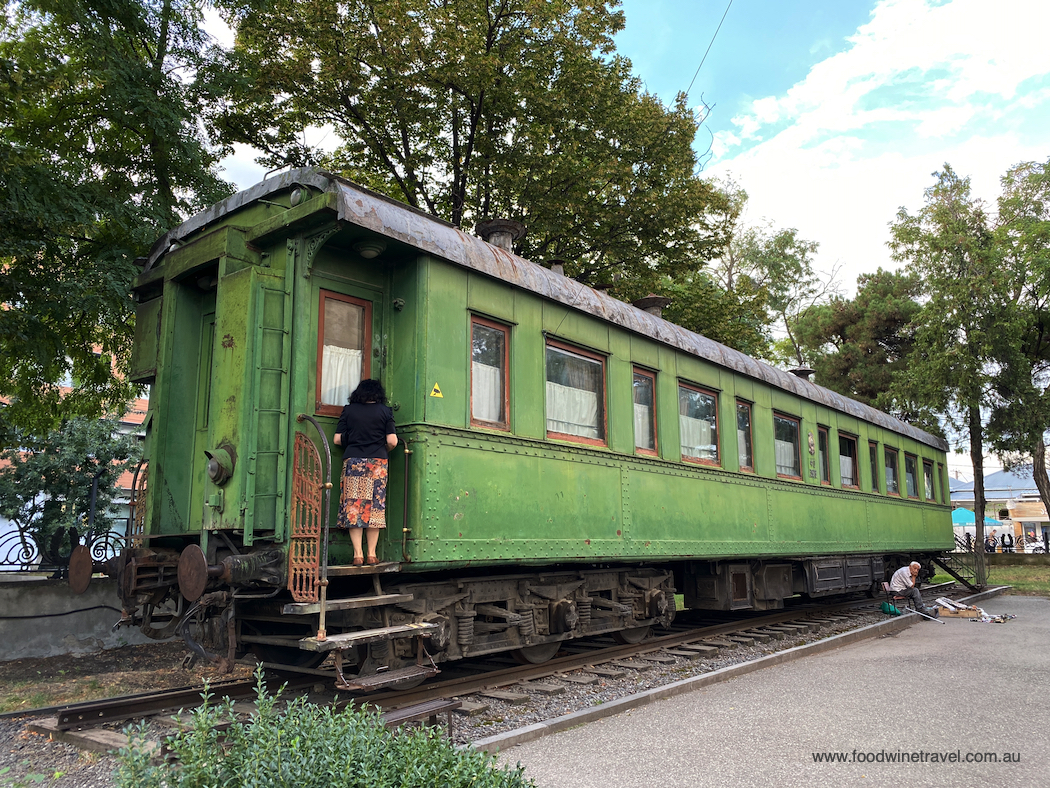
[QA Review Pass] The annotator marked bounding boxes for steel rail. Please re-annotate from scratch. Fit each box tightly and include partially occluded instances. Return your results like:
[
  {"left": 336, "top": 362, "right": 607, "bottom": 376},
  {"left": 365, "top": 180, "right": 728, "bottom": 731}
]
[
  {"left": 8, "top": 583, "right": 958, "bottom": 728},
  {"left": 354, "top": 600, "right": 880, "bottom": 710},
  {"left": 51, "top": 674, "right": 316, "bottom": 730}
]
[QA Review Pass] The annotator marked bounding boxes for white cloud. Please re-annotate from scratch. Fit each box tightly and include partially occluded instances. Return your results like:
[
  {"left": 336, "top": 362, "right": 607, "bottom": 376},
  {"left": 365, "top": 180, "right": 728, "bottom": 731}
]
[{"left": 709, "top": 0, "right": 1050, "bottom": 292}]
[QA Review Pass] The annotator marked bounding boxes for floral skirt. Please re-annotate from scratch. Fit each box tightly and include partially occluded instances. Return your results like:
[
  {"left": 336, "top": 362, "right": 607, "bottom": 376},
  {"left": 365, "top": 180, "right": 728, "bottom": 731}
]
[{"left": 337, "top": 457, "right": 387, "bottom": 529}]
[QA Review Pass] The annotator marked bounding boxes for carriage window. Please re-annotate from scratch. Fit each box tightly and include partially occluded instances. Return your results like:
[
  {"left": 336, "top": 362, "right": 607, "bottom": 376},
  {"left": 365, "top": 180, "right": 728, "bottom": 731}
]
[
  {"left": 471, "top": 317, "right": 509, "bottom": 429},
  {"left": 679, "top": 383, "right": 719, "bottom": 465},
  {"left": 546, "top": 342, "right": 605, "bottom": 443},
  {"left": 317, "top": 291, "right": 370, "bottom": 415},
  {"left": 774, "top": 414, "right": 801, "bottom": 478},
  {"left": 905, "top": 454, "right": 919, "bottom": 498},
  {"left": 869, "top": 442, "right": 880, "bottom": 493},
  {"left": 818, "top": 427, "right": 830, "bottom": 484},
  {"left": 839, "top": 434, "right": 858, "bottom": 488},
  {"left": 939, "top": 463, "right": 947, "bottom": 504},
  {"left": 923, "top": 460, "right": 935, "bottom": 501},
  {"left": 885, "top": 448, "right": 900, "bottom": 495},
  {"left": 633, "top": 369, "right": 657, "bottom": 455},
  {"left": 736, "top": 400, "right": 754, "bottom": 472}
]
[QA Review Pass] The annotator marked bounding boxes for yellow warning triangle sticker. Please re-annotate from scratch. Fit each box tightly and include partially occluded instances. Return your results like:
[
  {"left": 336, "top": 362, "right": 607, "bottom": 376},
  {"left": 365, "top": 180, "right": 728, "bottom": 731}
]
[{"left": 430, "top": 383, "right": 443, "bottom": 398}]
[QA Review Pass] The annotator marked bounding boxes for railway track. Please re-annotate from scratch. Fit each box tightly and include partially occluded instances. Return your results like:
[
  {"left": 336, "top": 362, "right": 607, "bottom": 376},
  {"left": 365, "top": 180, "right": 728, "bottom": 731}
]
[{"left": 20, "top": 585, "right": 960, "bottom": 744}]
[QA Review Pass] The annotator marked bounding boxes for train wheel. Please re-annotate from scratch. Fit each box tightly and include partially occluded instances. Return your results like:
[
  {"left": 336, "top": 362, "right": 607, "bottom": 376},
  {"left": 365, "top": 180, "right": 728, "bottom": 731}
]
[
  {"left": 512, "top": 641, "right": 562, "bottom": 664},
  {"left": 613, "top": 625, "right": 651, "bottom": 645}
]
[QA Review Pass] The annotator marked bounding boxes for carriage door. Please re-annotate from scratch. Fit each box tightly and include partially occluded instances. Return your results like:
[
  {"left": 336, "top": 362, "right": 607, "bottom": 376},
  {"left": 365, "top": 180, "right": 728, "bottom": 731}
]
[
  {"left": 188, "top": 297, "right": 216, "bottom": 533},
  {"left": 316, "top": 290, "right": 375, "bottom": 416}
]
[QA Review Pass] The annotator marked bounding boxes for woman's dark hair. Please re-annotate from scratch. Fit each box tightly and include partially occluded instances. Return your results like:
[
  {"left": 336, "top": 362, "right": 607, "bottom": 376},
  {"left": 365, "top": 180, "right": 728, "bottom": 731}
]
[{"left": 349, "top": 379, "right": 388, "bottom": 405}]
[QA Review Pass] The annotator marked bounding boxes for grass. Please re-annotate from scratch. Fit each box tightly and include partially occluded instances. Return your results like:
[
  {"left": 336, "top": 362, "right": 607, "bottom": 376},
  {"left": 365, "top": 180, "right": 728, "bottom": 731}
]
[{"left": 932, "top": 567, "right": 1050, "bottom": 596}]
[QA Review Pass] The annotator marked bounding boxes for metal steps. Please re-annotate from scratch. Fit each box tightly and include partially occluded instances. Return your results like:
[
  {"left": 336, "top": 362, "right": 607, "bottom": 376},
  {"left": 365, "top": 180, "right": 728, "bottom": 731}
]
[
  {"left": 282, "top": 593, "right": 413, "bottom": 615},
  {"left": 326, "top": 561, "right": 401, "bottom": 577},
  {"left": 299, "top": 621, "right": 441, "bottom": 652},
  {"left": 336, "top": 664, "right": 440, "bottom": 691},
  {"left": 933, "top": 552, "right": 980, "bottom": 590}
]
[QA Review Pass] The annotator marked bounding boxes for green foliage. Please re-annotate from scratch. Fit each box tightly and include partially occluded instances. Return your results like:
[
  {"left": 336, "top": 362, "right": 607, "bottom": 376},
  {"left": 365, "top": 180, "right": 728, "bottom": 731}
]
[
  {"left": 210, "top": 0, "right": 724, "bottom": 299},
  {"left": 986, "top": 158, "right": 1050, "bottom": 509},
  {"left": 658, "top": 178, "right": 832, "bottom": 360},
  {"left": 0, "top": 416, "right": 140, "bottom": 541},
  {"left": 794, "top": 268, "right": 928, "bottom": 414},
  {"left": 0, "top": 0, "right": 232, "bottom": 436},
  {"left": 659, "top": 270, "right": 771, "bottom": 358},
  {"left": 116, "top": 675, "right": 534, "bottom": 788},
  {"left": 889, "top": 164, "right": 1024, "bottom": 581}
]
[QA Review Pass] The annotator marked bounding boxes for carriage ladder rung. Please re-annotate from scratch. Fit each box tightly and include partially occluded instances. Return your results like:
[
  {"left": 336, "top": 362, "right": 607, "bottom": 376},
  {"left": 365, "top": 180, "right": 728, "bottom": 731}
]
[
  {"left": 299, "top": 622, "right": 441, "bottom": 652},
  {"left": 282, "top": 593, "right": 414, "bottom": 615}
]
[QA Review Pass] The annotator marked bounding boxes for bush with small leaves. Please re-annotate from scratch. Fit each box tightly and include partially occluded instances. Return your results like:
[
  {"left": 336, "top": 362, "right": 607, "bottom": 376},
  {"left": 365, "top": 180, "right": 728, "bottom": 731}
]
[{"left": 115, "top": 670, "right": 533, "bottom": 788}]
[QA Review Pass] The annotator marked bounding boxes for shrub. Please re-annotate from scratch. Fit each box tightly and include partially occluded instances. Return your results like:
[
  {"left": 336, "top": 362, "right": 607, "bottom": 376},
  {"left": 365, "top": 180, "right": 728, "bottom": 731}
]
[{"left": 115, "top": 673, "right": 534, "bottom": 788}]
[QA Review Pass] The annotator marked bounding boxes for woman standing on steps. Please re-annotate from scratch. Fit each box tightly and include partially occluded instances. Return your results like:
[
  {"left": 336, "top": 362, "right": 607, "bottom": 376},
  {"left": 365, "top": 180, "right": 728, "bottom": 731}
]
[{"left": 333, "top": 379, "right": 398, "bottom": 565}]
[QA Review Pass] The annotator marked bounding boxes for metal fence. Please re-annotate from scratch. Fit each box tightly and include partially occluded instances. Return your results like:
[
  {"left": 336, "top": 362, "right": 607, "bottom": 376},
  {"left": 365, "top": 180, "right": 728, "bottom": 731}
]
[{"left": 0, "top": 460, "right": 146, "bottom": 577}]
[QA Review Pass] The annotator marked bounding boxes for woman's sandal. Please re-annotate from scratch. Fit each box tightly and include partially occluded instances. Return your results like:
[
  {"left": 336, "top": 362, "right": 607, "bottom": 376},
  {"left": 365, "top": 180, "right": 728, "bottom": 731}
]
[
  {"left": 366, "top": 555, "right": 378, "bottom": 565},
  {"left": 352, "top": 556, "right": 364, "bottom": 566}
]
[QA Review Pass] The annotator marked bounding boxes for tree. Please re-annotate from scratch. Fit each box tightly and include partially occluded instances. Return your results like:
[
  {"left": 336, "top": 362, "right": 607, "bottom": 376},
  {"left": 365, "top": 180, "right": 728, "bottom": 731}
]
[
  {"left": 793, "top": 269, "right": 926, "bottom": 411},
  {"left": 889, "top": 165, "right": 1021, "bottom": 584},
  {"left": 986, "top": 158, "right": 1050, "bottom": 517},
  {"left": 659, "top": 269, "right": 771, "bottom": 358},
  {"left": 209, "top": 0, "right": 725, "bottom": 298},
  {"left": 0, "top": 417, "right": 140, "bottom": 556},
  {"left": 658, "top": 178, "right": 832, "bottom": 361},
  {"left": 0, "top": 0, "right": 232, "bottom": 439}
]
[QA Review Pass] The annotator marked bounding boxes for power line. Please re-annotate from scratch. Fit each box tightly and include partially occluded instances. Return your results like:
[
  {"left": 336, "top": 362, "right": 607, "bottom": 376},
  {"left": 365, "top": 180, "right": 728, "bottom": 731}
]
[{"left": 684, "top": 0, "right": 734, "bottom": 99}]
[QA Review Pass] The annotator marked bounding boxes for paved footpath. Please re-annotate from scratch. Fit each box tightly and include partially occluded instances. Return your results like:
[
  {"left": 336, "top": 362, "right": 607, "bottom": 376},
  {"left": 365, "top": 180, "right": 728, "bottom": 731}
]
[{"left": 497, "top": 595, "right": 1049, "bottom": 788}]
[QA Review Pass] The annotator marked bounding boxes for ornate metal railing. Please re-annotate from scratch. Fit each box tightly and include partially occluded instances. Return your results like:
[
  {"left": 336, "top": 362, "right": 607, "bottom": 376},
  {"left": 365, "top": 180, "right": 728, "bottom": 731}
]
[
  {"left": 0, "top": 525, "right": 125, "bottom": 576},
  {"left": 0, "top": 459, "right": 148, "bottom": 576}
]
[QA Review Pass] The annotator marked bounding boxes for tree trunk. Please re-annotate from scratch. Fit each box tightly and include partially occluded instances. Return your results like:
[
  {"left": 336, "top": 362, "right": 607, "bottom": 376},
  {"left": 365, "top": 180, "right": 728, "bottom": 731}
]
[
  {"left": 970, "top": 404, "right": 987, "bottom": 587},
  {"left": 1031, "top": 439, "right": 1050, "bottom": 541}
]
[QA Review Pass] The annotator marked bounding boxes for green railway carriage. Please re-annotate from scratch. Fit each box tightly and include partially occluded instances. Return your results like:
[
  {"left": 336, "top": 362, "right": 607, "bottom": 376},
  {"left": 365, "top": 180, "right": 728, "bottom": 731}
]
[{"left": 109, "top": 169, "right": 952, "bottom": 683}]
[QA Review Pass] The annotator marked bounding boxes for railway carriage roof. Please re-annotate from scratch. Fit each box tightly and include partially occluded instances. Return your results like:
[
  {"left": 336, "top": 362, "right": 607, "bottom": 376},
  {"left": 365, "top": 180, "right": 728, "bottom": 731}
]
[{"left": 148, "top": 168, "right": 948, "bottom": 452}]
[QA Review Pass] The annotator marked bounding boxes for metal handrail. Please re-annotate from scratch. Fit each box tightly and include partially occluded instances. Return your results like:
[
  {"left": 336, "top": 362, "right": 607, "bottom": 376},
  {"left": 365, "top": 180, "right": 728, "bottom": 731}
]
[
  {"left": 402, "top": 442, "right": 413, "bottom": 562},
  {"left": 295, "top": 414, "right": 333, "bottom": 640}
]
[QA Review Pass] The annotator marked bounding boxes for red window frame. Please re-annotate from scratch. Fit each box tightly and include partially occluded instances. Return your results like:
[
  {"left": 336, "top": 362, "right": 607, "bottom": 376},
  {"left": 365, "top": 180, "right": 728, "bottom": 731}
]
[
  {"left": 818, "top": 426, "right": 831, "bottom": 485},
  {"left": 632, "top": 367, "right": 658, "bottom": 457},
  {"left": 678, "top": 381, "right": 720, "bottom": 467},
  {"left": 544, "top": 339, "right": 607, "bottom": 447},
  {"left": 315, "top": 290, "right": 371, "bottom": 417},
  {"left": 904, "top": 453, "right": 919, "bottom": 499},
  {"left": 469, "top": 315, "right": 511, "bottom": 431},
  {"left": 773, "top": 413, "right": 802, "bottom": 480},
  {"left": 736, "top": 400, "right": 754, "bottom": 473},
  {"left": 884, "top": 447, "right": 901, "bottom": 496},
  {"left": 838, "top": 433, "right": 859, "bottom": 489},
  {"left": 923, "top": 459, "right": 936, "bottom": 501}
]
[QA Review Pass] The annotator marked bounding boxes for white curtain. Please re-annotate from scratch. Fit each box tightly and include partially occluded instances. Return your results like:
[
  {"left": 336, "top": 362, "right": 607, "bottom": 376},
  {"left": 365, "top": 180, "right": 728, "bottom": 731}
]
[
  {"left": 320, "top": 345, "right": 362, "bottom": 407},
  {"left": 680, "top": 415, "right": 714, "bottom": 459},
  {"left": 546, "top": 381, "right": 599, "bottom": 439},
  {"left": 634, "top": 403, "right": 653, "bottom": 449},
  {"left": 737, "top": 428, "right": 750, "bottom": 467},
  {"left": 775, "top": 439, "right": 798, "bottom": 475},
  {"left": 472, "top": 361, "right": 502, "bottom": 423},
  {"left": 840, "top": 455, "right": 855, "bottom": 486}
]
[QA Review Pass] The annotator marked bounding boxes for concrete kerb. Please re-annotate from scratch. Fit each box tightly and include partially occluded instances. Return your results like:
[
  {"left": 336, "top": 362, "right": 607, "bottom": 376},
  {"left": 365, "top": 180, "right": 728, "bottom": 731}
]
[{"left": 470, "top": 586, "right": 1011, "bottom": 753}]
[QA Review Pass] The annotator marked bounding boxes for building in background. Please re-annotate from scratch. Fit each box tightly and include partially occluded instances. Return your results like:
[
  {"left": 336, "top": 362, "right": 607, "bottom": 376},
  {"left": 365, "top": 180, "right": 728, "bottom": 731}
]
[{"left": 950, "top": 469, "right": 1049, "bottom": 552}]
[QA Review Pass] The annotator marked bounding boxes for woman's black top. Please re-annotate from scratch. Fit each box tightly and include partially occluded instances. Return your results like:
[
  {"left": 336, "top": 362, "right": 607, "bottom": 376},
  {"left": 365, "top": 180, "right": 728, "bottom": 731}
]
[{"left": 336, "top": 402, "right": 397, "bottom": 460}]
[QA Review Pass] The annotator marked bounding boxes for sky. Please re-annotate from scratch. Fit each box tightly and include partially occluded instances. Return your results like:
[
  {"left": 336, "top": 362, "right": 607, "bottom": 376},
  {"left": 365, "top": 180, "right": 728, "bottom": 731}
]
[
  {"left": 208, "top": 0, "right": 1050, "bottom": 478},
  {"left": 612, "top": 0, "right": 1050, "bottom": 479},
  {"left": 615, "top": 0, "right": 1050, "bottom": 292}
]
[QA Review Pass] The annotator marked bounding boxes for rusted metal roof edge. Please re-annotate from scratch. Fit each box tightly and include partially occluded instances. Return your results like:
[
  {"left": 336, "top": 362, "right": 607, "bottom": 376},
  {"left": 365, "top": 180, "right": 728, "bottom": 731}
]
[{"left": 330, "top": 176, "right": 947, "bottom": 452}]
